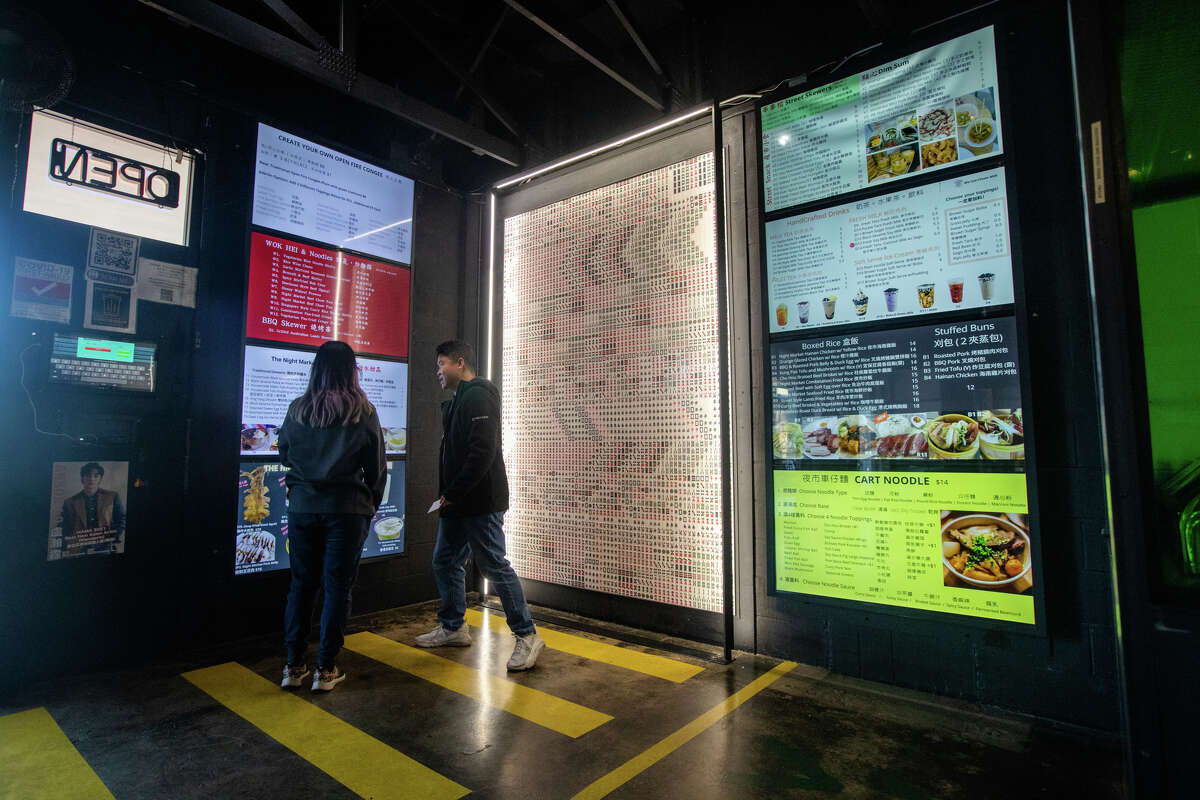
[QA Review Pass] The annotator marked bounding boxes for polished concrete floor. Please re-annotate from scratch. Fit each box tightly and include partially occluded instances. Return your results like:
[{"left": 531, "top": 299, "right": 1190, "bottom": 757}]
[{"left": 0, "top": 599, "right": 1124, "bottom": 799}]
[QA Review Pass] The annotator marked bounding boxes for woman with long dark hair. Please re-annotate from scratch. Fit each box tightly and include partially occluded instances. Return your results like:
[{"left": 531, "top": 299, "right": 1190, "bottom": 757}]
[{"left": 277, "top": 340, "right": 386, "bottom": 692}]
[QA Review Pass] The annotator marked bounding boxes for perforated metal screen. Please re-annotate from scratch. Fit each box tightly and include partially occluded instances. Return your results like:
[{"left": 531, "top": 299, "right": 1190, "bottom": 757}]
[{"left": 500, "top": 153, "right": 723, "bottom": 612}]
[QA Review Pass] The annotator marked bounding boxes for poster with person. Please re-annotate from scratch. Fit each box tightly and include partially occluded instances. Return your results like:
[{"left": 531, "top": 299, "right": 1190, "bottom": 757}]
[{"left": 47, "top": 461, "right": 129, "bottom": 560}]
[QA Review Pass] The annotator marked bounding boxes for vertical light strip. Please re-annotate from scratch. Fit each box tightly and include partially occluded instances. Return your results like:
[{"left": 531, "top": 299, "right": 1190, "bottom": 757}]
[
  {"left": 484, "top": 191, "right": 496, "bottom": 598},
  {"left": 487, "top": 192, "right": 497, "bottom": 380},
  {"left": 333, "top": 251, "right": 344, "bottom": 340}
]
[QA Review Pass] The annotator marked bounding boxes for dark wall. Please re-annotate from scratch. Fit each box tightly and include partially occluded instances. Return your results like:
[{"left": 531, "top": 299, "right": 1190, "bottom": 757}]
[
  {"left": 0, "top": 2, "right": 473, "bottom": 689},
  {"left": 748, "top": 5, "right": 1123, "bottom": 733}
]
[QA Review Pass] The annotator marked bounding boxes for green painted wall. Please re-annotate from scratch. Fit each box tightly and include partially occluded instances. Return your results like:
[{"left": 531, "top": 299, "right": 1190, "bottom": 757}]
[{"left": 1132, "top": 197, "right": 1200, "bottom": 480}]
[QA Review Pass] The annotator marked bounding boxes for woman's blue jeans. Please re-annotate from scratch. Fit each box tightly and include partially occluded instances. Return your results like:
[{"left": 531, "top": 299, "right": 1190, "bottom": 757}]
[{"left": 284, "top": 512, "right": 370, "bottom": 669}]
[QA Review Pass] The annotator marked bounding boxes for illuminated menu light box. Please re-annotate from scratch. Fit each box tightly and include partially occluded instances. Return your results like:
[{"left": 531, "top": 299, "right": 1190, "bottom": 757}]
[
  {"left": 760, "top": 26, "right": 1040, "bottom": 628},
  {"left": 767, "top": 167, "right": 1015, "bottom": 333},
  {"left": 235, "top": 460, "right": 406, "bottom": 575},
  {"left": 245, "top": 232, "right": 411, "bottom": 359},
  {"left": 240, "top": 344, "right": 407, "bottom": 456},
  {"left": 252, "top": 123, "right": 415, "bottom": 264},
  {"left": 760, "top": 27, "right": 1003, "bottom": 213}
]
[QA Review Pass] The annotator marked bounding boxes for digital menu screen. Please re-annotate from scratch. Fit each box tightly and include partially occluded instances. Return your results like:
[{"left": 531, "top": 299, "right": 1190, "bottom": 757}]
[
  {"left": 773, "top": 472, "right": 1033, "bottom": 623},
  {"left": 767, "top": 168, "right": 1013, "bottom": 333},
  {"left": 235, "top": 461, "right": 406, "bottom": 575},
  {"left": 252, "top": 123, "right": 414, "bottom": 264},
  {"left": 770, "top": 318, "right": 1024, "bottom": 452},
  {"left": 240, "top": 345, "right": 407, "bottom": 456},
  {"left": 761, "top": 27, "right": 1002, "bottom": 212},
  {"left": 245, "top": 232, "right": 411, "bottom": 359},
  {"left": 761, "top": 26, "right": 1038, "bottom": 627}
]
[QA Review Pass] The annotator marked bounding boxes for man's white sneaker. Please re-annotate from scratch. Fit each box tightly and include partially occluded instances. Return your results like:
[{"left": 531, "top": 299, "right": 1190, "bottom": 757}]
[
  {"left": 507, "top": 632, "right": 545, "bottom": 671},
  {"left": 312, "top": 666, "right": 346, "bottom": 692},
  {"left": 414, "top": 625, "right": 472, "bottom": 648},
  {"left": 281, "top": 664, "right": 309, "bottom": 689}
]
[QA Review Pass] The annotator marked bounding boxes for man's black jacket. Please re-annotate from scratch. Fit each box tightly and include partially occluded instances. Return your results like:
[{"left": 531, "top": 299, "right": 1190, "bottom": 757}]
[{"left": 439, "top": 377, "right": 509, "bottom": 517}]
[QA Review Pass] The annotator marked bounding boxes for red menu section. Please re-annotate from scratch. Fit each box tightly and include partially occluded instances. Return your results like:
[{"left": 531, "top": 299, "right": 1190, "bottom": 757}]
[{"left": 246, "top": 232, "right": 410, "bottom": 358}]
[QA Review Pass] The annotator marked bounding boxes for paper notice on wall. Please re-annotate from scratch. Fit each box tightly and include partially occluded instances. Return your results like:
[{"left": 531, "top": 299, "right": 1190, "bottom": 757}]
[
  {"left": 84, "top": 280, "right": 137, "bottom": 333},
  {"left": 11, "top": 257, "right": 73, "bottom": 323},
  {"left": 135, "top": 258, "right": 196, "bottom": 308}
]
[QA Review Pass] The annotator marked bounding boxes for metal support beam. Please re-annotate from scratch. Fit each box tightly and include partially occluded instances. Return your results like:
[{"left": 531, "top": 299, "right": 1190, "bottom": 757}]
[
  {"left": 500, "top": 0, "right": 664, "bottom": 112},
  {"left": 454, "top": 6, "right": 509, "bottom": 103},
  {"left": 339, "top": 0, "right": 359, "bottom": 59},
  {"left": 258, "top": 0, "right": 327, "bottom": 48},
  {"left": 605, "top": 0, "right": 663, "bottom": 80},
  {"left": 139, "top": 0, "right": 521, "bottom": 166},
  {"left": 378, "top": 1, "right": 522, "bottom": 139}
]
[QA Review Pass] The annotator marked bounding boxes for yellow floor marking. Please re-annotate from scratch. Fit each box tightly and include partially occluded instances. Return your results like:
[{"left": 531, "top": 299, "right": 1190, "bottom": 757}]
[
  {"left": 0, "top": 707, "right": 115, "bottom": 800},
  {"left": 570, "top": 660, "right": 798, "bottom": 800},
  {"left": 182, "top": 662, "right": 468, "bottom": 800},
  {"left": 465, "top": 608, "right": 705, "bottom": 684},
  {"left": 344, "top": 631, "right": 612, "bottom": 738}
]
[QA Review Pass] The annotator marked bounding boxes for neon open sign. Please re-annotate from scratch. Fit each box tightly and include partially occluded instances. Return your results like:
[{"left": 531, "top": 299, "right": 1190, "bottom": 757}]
[{"left": 49, "top": 138, "right": 181, "bottom": 208}]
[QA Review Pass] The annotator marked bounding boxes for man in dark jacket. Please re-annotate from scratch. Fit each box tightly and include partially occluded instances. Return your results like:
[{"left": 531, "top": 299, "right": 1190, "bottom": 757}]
[{"left": 415, "top": 340, "right": 545, "bottom": 671}]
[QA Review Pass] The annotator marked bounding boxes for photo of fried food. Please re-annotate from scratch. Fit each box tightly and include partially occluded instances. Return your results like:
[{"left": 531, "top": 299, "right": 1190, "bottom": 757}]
[
  {"left": 921, "top": 138, "right": 958, "bottom": 168},
  {"left": 240, "top": 466, "right": 271, "bottom": 524}
]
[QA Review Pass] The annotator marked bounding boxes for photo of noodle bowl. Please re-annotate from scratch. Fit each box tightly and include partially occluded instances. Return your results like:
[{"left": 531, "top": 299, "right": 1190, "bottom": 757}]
[
  {"left": 941, "top": 512, "right": 1032, "bottom": 593},
  {"left": 235, "top": 530, "right": 276, "bottom": 565},
  {"left": 374, "top": 516, "right": 404, "bottom": 542}
]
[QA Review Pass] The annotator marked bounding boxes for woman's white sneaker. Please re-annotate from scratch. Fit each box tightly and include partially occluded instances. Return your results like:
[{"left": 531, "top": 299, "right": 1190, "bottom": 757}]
[
  {"left": 312, "top": 666, "right": 346, "bottom": 692},
  {"left": 281, "top": 664, "right": 309, "bottom": 689}
]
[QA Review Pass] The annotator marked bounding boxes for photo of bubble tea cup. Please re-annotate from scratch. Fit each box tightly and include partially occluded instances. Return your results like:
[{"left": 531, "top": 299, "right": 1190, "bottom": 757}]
[
  {"left": 776, "top": 303, "right": 788, "bottom": 327},
  {"left": 797, "top": 301, "right": 810, "bottom": 324},
  {"left": 978, "top": 272, "right": 996, "bottom": 302},
  {"left": 822, "top": 295, "right": 837, "bottom": 320},
  {"left": 948, "top": 277, "right": 965, "bottom": 304},
  {"left": 884, "top": 287, "right": 899, "bottom": 311},
  {"left": 917, "top": 284, "right": 935, "bottom": 308}
]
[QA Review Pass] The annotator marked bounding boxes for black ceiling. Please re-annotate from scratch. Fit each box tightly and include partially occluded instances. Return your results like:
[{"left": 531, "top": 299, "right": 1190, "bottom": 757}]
[{"left": 3, "top": 0, "right": 996, "bottom": 189}]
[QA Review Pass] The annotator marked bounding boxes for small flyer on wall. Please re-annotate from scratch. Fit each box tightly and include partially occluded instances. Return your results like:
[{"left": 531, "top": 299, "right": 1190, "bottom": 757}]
[
  {"left": 773, "top": 470, "right": 1034, "bottom": 624},
  {"left": 85, "top": 281, "right": 137, "bottom": 333},
  {"left": 48, "top": 461, "right": 128, "bottom": 560},
  {"left": 234, "top": 461, "right": 405, "bottom": 575},
  {"left": 136, "top": 258, "right": 197, "bottom": 308},
  {"left": 761, "top": 26, "right": 1003, "bottom": 211},
  {"left": 11, "top": 257, "right": 73, "bottom": 324}
]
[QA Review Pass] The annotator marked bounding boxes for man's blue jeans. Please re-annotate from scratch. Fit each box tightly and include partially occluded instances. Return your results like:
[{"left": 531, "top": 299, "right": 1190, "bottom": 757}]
[
  {"left": 284, "top": 512, "right": 370, "bottom": 669},
  {"left": 433, "top": 512, "right": 535, "bottom": 636}
]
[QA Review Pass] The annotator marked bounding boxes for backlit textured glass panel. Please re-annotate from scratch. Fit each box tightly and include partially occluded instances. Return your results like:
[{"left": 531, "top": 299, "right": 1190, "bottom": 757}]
[{"left": 501, "top": 153, "right": 722, "bottom": 612}]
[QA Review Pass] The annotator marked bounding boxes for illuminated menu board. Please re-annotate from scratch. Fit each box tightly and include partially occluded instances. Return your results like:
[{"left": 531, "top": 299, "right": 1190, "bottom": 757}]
[
  {"left": 235, "top": 461, "right": 406, "bottom": 575},
  {"left": 761, "top": 27, "right": 1002, "bottom": 212},
  {"left": 761, "top": 27, "right": 1037, "bottom": 627},
  {"left": 767, "top": 168, "right": 1013, "bottom": 333},
  {"left": 240, "top": 344, "right": 408, "bottom": 456},
  {"left": 253, "top": 123, "right": 414, "bottom": 264},
  {"left": 245, "top": 232, "right": 410, "bottom": 359}
]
